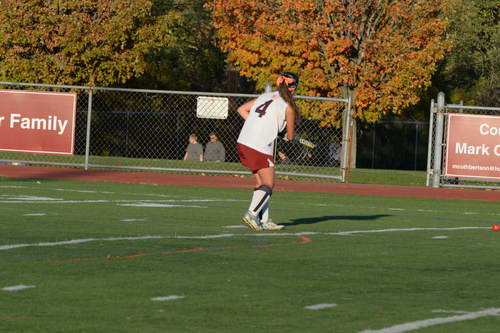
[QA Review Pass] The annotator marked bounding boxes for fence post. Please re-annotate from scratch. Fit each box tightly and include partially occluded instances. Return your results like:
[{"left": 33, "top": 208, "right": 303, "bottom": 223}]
[
  {"left": 84, "top": 88, "right": 93, "bottom": 170},
  {"left": 371, "top": 123, "right": 376, "bottom": 168},
  {"left": 341, "top": 87, "right": 354, "bottom": 183},
  {"left": 432, "top": 92, "right": 445, "bottom": 188},
  {"left": 426, "top": 99, "right": 435, "bottom": 186},
  {"left": 414, "top": 123, "right": 419, "bottom": 171}
]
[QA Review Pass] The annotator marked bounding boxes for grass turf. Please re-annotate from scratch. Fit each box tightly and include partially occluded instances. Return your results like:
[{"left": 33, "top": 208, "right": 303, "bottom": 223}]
[{"left": 1, "top": 177, "right": 499, "bottom": 332}]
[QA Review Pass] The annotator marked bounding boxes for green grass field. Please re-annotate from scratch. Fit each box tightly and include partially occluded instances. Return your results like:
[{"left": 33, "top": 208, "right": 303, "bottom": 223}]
[{"left": 1, "top": 177, "right": 500, "bottom": 332}]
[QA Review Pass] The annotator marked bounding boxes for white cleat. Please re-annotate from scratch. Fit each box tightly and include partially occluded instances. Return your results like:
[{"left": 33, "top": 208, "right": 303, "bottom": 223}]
[
  {"left": 241, "top": 211, "right": 262, "bottom": 231},
  {"left": 260, "top": 219, "right": 285, "bottom": 230}
]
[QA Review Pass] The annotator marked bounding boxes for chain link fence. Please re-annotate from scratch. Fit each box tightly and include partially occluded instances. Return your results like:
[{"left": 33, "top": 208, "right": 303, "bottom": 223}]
[
  {"left": 0, "top": 82, "right": 350, "bottom": 182},
  {"left": 356, "top": 121, "right": 429, "bottom": 171},
  {"left": 426, "top": 92, "right": 500, "bottom": 189}
]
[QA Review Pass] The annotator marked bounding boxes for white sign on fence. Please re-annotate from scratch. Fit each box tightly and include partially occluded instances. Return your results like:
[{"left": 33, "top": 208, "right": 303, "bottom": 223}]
[{"left": 196, "top": 96, "right": 229, "bottom": 119}]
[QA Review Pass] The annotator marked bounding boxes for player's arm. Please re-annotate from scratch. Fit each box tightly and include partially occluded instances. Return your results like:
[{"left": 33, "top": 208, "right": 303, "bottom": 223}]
[
  {"left": 284, "top": 105, "right": 295, "bottom": 141},
  {"left": 237, "top": 98, "right": 256, "bottom": 120}
]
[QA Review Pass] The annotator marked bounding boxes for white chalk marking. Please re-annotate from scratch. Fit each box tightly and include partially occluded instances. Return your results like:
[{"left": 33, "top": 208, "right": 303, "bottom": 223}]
[
  {"left": 432, "top": 309, "right": 469, "bottom": 314},
  {"left": 151, "top": 295, "right": 185, "bottom": 302},
  {"left": 2, "top": 285, "right": 35, "bottom": 291},
  {"left": 0, "top": 199, "right": 110, "bottom": 204},
  {"left": 307, "top": 201, "right": 497, "bottom": 218},
  {"left": 24, "top": 213, "right": 47, "bottom": 216},
  {"left": 118, "top": 203, "right": 207, "bottom": 208},
  {"left": 359, "top": 308, "right": 500, "bottom": 333},
  {"left": 0, "top": 236, "right": 165, "bottom": 251},
  {"left": 432, "top": 236, "right": 448, "bottom": 239},
  {"left": 0, "top": 198, "right": 239, "bottom": 206},
  {"left": 175, "top": 199, "right": 242, "bottom": 202},
  {"left": 304, "top": 303, "right": 337, "bottom": 310},
  {"left": 1, "top": 190, "right": 497, "bottom": 219},
  {"left": 223, "top": 225, "right": 247, "bottom": 229},
  {"left": 0, "top": 227, "right": 488, "bottom": 251},
  {"left": 330, "top": 226, "right": 487, "bottom": 236},
  {"left": 55, "top": 188, "right": 115, "bottom": 194},
  {"left": 10, "top": 195, "right": 62, "bottom": 201},
  {"left": 121, "top": 219, "right": 148, "bottom": 222}
]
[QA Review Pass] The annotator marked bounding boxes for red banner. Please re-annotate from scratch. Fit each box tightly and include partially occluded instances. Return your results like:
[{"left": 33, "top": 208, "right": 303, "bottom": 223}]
[
  {"left": 0, "top": 90, "right": 76, "bottom": 155},
  {"left": 445, "top": 114, "right": 500, "bottom": 180}
]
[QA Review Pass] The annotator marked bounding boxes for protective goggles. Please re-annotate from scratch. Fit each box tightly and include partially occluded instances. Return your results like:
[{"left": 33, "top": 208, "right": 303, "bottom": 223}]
[
  {"left": 285, "top": 80, "right": 298, "bottom": 89},
  {"left": 280, "top": 72, "right": 299, "bottom": 89}
]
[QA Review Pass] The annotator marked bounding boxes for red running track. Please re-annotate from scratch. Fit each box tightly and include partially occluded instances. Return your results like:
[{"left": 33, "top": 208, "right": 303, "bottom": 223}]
[{"left": 0, "top": 165, "right": 499, "bottom": 202}]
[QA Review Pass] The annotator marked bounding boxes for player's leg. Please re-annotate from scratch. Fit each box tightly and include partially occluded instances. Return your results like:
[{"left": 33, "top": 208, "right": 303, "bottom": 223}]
[
  {"left": 242, "top": 168, "right": 272, "bottom": 230},
  {"left": 248, "top": 167, "right": 273, "bottom": 216},
  {"left": 252, "top": 169, "right": 270, "bottom": 221},
  {"left": 259, "top": 201, "right": 269, "bottom": 222},
  {"left": 237, "top": 144, "right": 282, "bottom": 230},
  {"left": 253, "top": 172, "right": 268, "bottom": 221},
  {"left": 252, "top": 168, "right": 283, "bottom": 230}
]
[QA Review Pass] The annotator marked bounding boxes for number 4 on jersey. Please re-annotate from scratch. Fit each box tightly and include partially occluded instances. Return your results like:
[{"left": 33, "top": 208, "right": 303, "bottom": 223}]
[{"left": 255, "top": 100, "right": 273, "bottom": 118}]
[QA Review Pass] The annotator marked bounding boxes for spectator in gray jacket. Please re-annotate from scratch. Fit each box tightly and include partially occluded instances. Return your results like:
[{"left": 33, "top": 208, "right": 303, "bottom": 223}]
[
  {"left": 204, "top": 133, "right": 225, "bottom": 162},
  {"left": 183, "top": 134, "right": 203, "bottom": 161}
]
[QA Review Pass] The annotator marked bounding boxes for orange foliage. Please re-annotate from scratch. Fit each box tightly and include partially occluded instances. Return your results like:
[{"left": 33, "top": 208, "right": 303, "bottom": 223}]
[
  {"left": 0, "top": 0, "right": 166, "bottom": 86},
  {"left": 207, "top": 0, "right": 452, "bottom": 125}
]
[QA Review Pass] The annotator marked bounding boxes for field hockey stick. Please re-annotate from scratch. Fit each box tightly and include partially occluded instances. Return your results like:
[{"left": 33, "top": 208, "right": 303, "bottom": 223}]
[
  {"left": 273, "top": 137, "right": 278, "bottom": 160},
  {"left": 280, "top": 134, "right": 317, "bottom": 149}
]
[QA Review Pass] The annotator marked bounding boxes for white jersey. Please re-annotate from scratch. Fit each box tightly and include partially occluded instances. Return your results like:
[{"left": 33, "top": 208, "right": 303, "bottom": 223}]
[{"left": 237, "top": 92, "right": 288, "bottom": 155}]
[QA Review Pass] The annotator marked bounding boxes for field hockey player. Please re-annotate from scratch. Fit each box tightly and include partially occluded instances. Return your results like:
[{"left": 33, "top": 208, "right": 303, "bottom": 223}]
[{"left": 236, "top": 72, "right": 300, "bottom": 231}]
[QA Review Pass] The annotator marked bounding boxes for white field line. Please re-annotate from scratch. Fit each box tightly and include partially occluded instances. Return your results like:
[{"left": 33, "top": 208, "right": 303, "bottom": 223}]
[
  {"left": 0, "top": 227, "right": 488, "bottom": 251},
  {"left": 432, "top": 236, "right": 449, "bottom": 239},
  {"left": 432, "top": 309, "right": 469, "bottom": 314},
  {"left": 327, "top": 226, "right": 488, "bottom": 236},
  {"left": 311, "top": 203, "right": 500, "bottom": 218},
  {"left": 2, "top": 285, "right": 35, "bottom": 291},
  {"left": 118, "top": 203, "right": 207, "bottom": 208},
  {"left": 359, "top": 308, "right": 500, "bottom": 333},
  {"left": 1, "top": 195, "right": 63, "bottom": 201},
  {"left": 150, "top": 295, "right": 185, "bottom": 302},
  {"left": 0, "top": 198, "right": 242, "bottom": 205},
  {"left": 1, "top": 187, "right": 497, "bottom": 216},
  {"left": 54, "top": 189, "right": 115, "bottom": 194},
  {"left": 1, "top": 185, "right": 239, "bottom": 200},
  {"left": 24, "top": 213, "right": 47, "bottom": 216},
  {"left": 304, "top": 303, "right": 337, "bottom": 310}
]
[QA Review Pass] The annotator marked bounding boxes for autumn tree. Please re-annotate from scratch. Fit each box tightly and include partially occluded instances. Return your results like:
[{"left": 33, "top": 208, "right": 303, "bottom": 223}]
[
  {"left": 0, "top": 0, "right": 167, "bottom": 86},
  {"left": 129, "top": 0, "right": 227, "bottom": 92},
  {"left": 207, "top": 0, "right": 451, "bottom": 125},
  {"left": 436, "top": 0, "right": 499, "bottom": 106}
]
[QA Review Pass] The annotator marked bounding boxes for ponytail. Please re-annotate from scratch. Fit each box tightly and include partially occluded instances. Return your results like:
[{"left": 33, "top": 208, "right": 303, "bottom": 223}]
[{"left": 278, "top": 82, "right": 301, "bottom": 127}]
